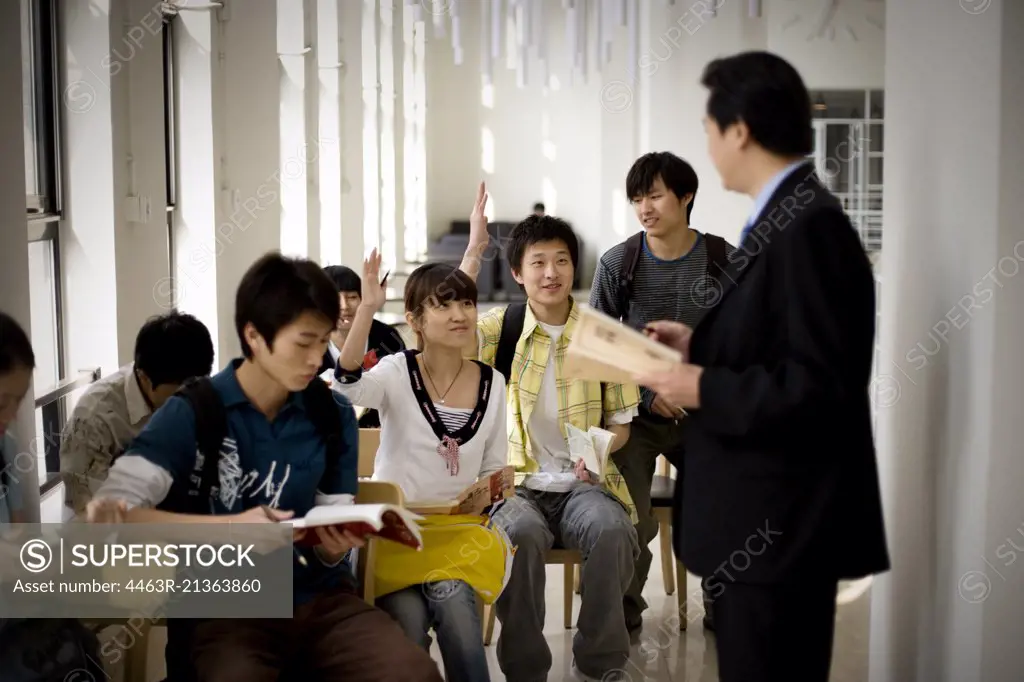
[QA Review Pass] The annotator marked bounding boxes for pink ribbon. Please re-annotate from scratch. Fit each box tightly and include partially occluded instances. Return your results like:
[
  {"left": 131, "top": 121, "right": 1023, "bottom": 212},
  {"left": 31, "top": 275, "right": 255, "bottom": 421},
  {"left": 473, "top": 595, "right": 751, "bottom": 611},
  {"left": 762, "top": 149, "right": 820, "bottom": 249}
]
[{"left": 437, "top": 435, "right": 460, "bottom": 476}]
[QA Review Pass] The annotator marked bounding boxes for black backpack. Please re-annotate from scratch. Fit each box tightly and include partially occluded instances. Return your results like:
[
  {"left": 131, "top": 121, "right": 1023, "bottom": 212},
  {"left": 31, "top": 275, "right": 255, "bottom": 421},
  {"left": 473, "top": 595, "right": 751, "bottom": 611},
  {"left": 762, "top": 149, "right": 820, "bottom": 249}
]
[
  {"left": 615, "top": 230, "right": 729, "bottom": 321},
  {"left": 174, "top": 376, "right": 344, "bottom": 513}
]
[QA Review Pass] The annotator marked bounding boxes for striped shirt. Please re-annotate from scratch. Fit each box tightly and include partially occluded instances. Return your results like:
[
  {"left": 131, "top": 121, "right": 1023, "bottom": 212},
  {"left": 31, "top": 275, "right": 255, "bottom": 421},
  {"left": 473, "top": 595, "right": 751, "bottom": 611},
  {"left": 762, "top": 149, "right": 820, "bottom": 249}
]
[
  {"left": 436, "top": 405, "right": 472, "bottom": 432},
  {"left": 589, "top": 230, "right": 736, "bottom": 410}
]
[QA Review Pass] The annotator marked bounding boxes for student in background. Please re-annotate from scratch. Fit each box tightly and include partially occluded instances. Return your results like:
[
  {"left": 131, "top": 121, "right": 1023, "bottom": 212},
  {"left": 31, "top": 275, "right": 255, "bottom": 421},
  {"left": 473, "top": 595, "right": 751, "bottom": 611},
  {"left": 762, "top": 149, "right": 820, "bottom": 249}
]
[
  {"left": 87, "top": 253, "right": 443, "bottom": 682},
  {"left": 0, "top": 312, "right": 34, "bottom": 526},
  {"left": 531, "top": 202, "right": 546, "bottom": 217},
  {"left": 320, "top": 264, "right": 406, "bottom": 428},
  {"left": 0, "top": 311, "right": 106, "bottom": 682},
  {"left": 60, "top": 311, "right": 214, "bottom": 513},
  {"left": 332, "top": 252, "right": 505, "bottom": 682},
  {"left": 460, "top": 183, "right": 641, "bottom": 682},
  {"left": 589, "top": 151, "right": 734, "bottom": 636}
]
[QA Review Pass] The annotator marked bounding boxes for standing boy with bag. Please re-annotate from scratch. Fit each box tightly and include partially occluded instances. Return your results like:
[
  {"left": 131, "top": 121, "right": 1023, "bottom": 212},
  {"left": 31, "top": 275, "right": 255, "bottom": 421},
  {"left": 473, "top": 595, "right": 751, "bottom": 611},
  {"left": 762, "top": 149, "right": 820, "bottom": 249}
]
[{"left": 589, "top": 152, "right": 735, "bottom": 638}]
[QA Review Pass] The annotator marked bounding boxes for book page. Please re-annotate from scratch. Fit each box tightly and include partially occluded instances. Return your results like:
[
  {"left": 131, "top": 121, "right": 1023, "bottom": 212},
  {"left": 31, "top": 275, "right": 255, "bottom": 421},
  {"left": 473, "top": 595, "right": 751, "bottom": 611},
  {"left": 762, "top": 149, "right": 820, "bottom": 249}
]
[
  {"left": 567, "top": 424, "right": 604, "bottom": 477},
  {"left": 564, "top": 305, "right": 682, "bottom": 383}
]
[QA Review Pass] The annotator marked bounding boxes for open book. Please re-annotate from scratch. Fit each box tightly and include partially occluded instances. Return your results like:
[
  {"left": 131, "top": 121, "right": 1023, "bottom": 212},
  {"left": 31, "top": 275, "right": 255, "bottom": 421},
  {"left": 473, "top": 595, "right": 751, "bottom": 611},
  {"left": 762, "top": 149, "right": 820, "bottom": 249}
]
[
  {"left": 566, "top": 424, "right": 616, "bottom": 478},
  {"left": 287, "top": 504, "right": 425, "bottom": 550},
  {"left": 563, "top": 304, "right": 682, "bottom": 384},
  {"left": 406, "top": 466, "right": 515, "bottom": 516}
]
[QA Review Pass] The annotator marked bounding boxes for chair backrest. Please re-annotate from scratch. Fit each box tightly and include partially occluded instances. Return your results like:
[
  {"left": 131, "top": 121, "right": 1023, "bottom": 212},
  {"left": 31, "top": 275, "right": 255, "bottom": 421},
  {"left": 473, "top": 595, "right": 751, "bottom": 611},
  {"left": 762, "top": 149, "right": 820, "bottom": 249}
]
[
  {"left": 358, "top": 428, "right": 381, "bottom": 478},
  {"left": 354, "top": 479, "right": 404, "bottom": 606}
]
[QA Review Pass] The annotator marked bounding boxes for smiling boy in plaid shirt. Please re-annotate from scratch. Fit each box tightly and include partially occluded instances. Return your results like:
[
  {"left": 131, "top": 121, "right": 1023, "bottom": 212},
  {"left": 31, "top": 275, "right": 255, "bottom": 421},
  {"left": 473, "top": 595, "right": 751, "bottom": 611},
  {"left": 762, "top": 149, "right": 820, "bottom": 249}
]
[{"left": 459, "top": 183, "right": 640, "bottom": 682}]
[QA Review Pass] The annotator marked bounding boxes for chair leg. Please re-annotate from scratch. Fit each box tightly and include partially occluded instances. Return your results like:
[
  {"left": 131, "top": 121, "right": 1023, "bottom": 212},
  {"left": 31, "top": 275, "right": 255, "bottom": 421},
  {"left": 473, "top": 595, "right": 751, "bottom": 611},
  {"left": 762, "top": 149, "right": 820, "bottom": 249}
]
[
  {"left": 658, "top": 511, "right": 675, "bottom": 596},
  {"left": 574, "top": 564, "right": 581, "bottom": 594},
  {"left": 483, "top": 603, "right": 496, "bottom": 646},
  {"left": 563, "top": 561, "right": 574, "bottom": 629},
  {"left": 123, "top": 621, "right": 151, "bottom": 682},
  {"left": 677, "top": 560, "right": 687, "bottom": 631}
]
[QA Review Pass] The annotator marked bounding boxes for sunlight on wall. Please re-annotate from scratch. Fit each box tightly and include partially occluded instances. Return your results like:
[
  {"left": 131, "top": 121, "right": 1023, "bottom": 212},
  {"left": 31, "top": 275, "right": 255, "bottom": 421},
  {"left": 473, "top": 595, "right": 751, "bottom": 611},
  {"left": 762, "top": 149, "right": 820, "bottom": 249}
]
[
  {"left": 361, "top": 0, "right": 380, "bottom": 253},
  {"left": 402, "top": 2, "right": 428, "bottom": 263},
  {"left": 612, "top": 188, "right": 628, "bottom": 236},
  {"left": 278, "top": 0, "right": 308, "bottom": 258},
  {"left": 481, "top": 126, "right": 495, "bottom": 175},
  {"left": 379, "top": 0, "right": 397, "bottom": 267},
  {"left": 542, "top": 177, "right": 557, "bottom": 217},
  {"left": 481, "top": 82, "right": 494, "bottom": 109}
]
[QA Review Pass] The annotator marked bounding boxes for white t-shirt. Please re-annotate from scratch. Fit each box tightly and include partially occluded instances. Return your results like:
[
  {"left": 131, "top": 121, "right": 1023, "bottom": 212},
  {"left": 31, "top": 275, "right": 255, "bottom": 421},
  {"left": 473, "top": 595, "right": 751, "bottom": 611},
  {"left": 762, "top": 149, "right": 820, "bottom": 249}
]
[
  {"left": 522, "top": 323, "right": 578, "bottom": 493},
  {"left": 331, "top": 351, "right": 508, "bottom": 503}
]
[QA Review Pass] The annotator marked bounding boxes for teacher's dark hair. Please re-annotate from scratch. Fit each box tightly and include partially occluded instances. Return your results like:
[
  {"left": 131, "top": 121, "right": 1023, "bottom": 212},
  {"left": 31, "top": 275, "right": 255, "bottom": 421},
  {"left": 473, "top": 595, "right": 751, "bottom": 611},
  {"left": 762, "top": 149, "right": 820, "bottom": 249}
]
[{"left": 700, "top": 51, "right": 813, "bottom": 157}]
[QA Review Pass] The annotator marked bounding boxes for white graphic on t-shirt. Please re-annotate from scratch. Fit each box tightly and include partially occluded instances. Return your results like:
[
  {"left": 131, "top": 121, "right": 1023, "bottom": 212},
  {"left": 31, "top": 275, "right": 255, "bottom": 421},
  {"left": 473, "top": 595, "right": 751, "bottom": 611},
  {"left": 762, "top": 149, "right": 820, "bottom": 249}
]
[
  {"left": 216, "top": 438, "right": 244, "bottom": 509},
  {"left": 204, "top": 437, "right": 293, "bottom": 510}
]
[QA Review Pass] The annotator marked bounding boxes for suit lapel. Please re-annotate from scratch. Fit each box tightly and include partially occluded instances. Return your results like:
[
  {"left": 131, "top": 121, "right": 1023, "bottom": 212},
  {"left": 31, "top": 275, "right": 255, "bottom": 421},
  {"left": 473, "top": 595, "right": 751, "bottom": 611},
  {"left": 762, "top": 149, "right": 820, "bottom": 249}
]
[{"left": 700, "top": 162, "right": 821, "bottom": 323}]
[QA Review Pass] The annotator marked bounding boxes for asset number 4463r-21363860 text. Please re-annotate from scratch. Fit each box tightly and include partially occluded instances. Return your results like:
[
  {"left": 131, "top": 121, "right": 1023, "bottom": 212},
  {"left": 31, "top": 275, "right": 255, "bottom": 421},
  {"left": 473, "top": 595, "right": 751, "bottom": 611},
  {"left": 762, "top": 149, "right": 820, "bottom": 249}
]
[{"left": 124, "top": 578, "right": 262, "bottom": 593}]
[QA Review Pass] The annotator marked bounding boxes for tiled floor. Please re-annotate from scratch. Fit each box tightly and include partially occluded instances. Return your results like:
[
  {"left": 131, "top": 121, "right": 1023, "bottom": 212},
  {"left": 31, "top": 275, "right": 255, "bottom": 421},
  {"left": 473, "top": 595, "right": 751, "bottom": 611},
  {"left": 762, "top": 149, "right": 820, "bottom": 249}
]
[
  {"left": 431, "top": 542, "right": 873, "bottom": 681},
  {"left": 126, "top": 537, "right": 870, "bottom": 681}
]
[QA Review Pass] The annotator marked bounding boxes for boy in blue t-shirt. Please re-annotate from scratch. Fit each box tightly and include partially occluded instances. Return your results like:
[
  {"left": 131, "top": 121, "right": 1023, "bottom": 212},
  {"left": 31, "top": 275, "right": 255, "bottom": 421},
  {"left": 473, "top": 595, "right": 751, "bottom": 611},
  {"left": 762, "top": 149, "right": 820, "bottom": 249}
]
[{"left": 88, "top": 253, "right": 443, "bottom": 682}]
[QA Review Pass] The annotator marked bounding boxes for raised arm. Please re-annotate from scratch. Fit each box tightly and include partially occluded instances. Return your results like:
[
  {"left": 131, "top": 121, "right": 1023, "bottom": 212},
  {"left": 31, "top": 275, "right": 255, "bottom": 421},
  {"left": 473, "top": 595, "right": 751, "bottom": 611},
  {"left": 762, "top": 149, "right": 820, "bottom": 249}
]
[{"left": 458, "top": 181, "right": 490, "bottom": 283}]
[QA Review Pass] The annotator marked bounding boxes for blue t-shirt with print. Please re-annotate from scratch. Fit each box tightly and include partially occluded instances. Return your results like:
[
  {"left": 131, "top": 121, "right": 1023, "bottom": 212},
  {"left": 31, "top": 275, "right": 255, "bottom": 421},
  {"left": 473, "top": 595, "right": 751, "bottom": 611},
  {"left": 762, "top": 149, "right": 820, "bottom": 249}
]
[{"left": 125, "top": 359, "right": 360, "bottom": 604}]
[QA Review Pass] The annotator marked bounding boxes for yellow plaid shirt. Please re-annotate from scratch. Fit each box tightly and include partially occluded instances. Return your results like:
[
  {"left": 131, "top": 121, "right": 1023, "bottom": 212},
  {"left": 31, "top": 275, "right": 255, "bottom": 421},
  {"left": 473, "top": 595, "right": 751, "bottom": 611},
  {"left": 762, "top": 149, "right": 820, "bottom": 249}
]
[{"left": 475, "top": 298, "right": 640, "bottom": 523}]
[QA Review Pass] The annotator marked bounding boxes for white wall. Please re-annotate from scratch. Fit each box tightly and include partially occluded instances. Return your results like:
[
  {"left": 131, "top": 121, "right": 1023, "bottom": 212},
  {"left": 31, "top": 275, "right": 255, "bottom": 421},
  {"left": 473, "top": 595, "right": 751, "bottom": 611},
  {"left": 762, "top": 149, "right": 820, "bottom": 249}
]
[{"left": 869, "top": 1, "right": 1024, "bottom": 681}]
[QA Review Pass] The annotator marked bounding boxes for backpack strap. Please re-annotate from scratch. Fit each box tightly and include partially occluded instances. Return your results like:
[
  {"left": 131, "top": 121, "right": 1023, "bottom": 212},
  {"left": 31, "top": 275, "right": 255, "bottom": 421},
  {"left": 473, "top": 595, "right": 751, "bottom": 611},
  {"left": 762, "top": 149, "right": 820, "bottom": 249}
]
[
  {"left": 494, "top": 303, "right": 527, "bottom": 382},
  {"left": 300, "top": 378, "right": 345, "bottom": 488},
  {"left": 175, "top": 377, "right": 227, "bottom": 512},
  {"left": 616, "top": 231, "right": 645, "bottom": 321},
  {"left": 705, "top": 233, "right": 728, "bottom": 281}
]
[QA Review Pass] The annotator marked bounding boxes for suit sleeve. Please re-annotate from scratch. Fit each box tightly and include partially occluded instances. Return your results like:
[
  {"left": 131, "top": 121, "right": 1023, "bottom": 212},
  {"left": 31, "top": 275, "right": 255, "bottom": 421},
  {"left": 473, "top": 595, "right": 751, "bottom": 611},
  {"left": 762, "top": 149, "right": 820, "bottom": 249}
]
[{"left": 697, "top": 211, "right": 869, "bottom": 438}]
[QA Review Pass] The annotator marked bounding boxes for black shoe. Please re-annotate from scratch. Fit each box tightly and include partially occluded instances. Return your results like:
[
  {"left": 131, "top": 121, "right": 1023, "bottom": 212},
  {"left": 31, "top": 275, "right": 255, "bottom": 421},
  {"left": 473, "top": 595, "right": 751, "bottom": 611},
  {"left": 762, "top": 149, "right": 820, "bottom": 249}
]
[{"left": 702, "top": 614, "right": 715, "bottom": 633}]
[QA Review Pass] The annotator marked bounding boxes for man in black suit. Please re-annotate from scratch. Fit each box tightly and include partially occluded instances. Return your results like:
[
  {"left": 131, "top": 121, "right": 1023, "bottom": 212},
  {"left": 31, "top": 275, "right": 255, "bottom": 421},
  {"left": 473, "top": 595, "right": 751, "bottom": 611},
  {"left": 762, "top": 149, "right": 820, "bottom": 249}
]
[
  {"left": 321, "top": 265, "right": 405, "bottom": 427},
  {"left": 634, "top": 51, "right": 890, "bottom": 682}
]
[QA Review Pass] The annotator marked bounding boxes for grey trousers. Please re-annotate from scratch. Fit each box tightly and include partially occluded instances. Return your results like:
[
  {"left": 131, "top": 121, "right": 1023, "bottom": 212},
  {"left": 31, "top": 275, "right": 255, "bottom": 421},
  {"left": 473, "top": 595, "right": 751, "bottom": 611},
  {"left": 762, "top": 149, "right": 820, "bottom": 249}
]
[
  {"left": 490, "top": 482, "right": 639, "bottom": 682},
  {"left": 609, "top": 413, "right": 686, "bottom": 630}
]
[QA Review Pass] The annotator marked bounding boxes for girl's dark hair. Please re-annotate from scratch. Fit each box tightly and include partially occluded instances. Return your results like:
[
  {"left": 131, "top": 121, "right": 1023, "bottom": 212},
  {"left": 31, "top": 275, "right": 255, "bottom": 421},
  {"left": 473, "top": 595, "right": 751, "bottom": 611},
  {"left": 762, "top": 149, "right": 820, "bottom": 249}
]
[
  {"left": 404, "top": 263, "right": 478, "bottom": 315},
  {"left": 0, "top": 312, "right": 36, "bottom": 374},
  {"left": 404, "top": 263, "right": 478, "bottom": 346}
]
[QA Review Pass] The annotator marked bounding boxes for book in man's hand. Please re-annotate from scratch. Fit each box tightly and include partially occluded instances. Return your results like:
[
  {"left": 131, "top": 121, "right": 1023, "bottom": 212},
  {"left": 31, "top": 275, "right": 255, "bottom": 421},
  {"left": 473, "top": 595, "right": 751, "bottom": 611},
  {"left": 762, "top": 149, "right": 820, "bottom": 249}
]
[
  {"left": 406, "top": 466, "right": 515, "bottom": 516},
  {"left": 286, "top": 504, "right": 425, "bottom": 551},
  {"left": 563, "top": 304, "right": 683, "bottom": 384}
]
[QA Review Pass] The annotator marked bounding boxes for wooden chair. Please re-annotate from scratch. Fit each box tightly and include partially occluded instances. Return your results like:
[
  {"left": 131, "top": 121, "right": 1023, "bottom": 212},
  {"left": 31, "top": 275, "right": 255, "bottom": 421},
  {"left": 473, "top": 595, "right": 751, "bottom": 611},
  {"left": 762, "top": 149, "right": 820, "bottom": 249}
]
[
  {"left": 482, "top": 547, "right": 581, "bottom": 646},
  {"left": 653, "top": 455, "right": 687, "bottom": 630}
]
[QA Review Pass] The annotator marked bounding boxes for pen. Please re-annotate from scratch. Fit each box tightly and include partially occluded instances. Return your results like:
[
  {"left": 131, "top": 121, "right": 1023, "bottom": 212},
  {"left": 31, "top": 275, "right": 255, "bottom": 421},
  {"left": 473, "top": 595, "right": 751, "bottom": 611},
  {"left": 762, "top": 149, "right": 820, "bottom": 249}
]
[
  {"left": 261, "top": 504, "right": 307, "bottom": 566},
  {"left": 380, "top": 270, "right": 390, "bottom": 286}
]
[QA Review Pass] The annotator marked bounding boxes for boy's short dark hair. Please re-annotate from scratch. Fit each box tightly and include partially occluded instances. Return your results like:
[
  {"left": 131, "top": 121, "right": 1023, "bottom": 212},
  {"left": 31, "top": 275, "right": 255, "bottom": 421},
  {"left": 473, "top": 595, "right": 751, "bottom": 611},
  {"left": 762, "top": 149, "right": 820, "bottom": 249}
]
[
  {"left": 235, "top": 252, "right": 341, "bottom": 359},
  {"left": 506, "top": 215, "right": 579, "bottom": 274},
  {"left": 322, "top": 265, "right": 362, "bottom": 295},
  {"left": 700, "top": 50, "right": 813, "bottom": 157},
  {"left": 404, "top": 263, "right": 478, "bottom": 317},
  {"left": 134, "top": 312, "right": 215, "bottom": 388},
  {"left": 0, "top": 312, "right": 35, "bottom": 374},
  {"left": 626, "top": 152, "right": 700, "bottom": 221}
]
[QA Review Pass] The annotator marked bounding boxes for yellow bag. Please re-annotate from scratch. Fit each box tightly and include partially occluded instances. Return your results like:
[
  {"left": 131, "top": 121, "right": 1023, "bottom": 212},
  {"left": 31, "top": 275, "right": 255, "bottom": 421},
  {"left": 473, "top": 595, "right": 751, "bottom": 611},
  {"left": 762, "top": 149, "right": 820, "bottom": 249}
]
[{"left": 372, "top": 514, "right": 515, "bottom": 604}]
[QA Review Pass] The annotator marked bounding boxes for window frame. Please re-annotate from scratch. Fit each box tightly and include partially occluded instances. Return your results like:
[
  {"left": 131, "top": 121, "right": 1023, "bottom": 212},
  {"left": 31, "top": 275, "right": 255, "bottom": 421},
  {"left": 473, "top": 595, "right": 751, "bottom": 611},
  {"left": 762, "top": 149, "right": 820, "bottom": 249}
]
[{"left": 163, "top": 14, "right": 179, "bottom": 305}]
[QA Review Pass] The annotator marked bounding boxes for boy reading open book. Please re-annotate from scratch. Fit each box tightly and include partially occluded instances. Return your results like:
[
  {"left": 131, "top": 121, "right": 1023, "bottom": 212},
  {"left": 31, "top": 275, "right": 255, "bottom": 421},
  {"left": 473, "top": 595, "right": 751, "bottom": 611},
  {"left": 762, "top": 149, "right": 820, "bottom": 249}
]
[
  {"left": 331, "top": 254, "right": 508, "bottom": 682},
  {"left": 86, "top": 253, "right": 443, "bottom": 682}
]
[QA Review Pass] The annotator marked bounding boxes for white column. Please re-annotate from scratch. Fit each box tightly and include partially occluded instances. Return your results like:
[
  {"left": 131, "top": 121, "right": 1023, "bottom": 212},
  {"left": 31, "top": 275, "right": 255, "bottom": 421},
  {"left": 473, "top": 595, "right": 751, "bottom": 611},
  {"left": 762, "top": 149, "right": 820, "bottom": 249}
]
[
  {"left": 172, "top": 6, "right": 225, "bottom": 362},
  {"left": 278, "top": 0, "right": 311, "bottom": 258},
  {"left": 0, "top": 0, "right": 39, "bottom": 520},
  {"left": 318, "top": 0, "right": 343, "bottom": 265},
  {"left": 869, "top": 2, "right": 1024, "bottom": 681},
  {"left": 62, "top": 0, "right": 125, "bottom": 376},
  {"left": 339, "top": 0, "right": 366, "bottom": 268}
]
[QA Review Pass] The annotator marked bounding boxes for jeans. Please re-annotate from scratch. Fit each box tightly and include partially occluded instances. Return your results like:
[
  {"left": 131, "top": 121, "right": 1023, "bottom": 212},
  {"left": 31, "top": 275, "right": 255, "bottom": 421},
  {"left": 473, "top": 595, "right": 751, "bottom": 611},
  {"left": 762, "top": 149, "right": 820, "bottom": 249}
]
[
  {"left": 490, "top": 482, "right": 639, "bottom": 682},
  {"left": 376, "top": 579, "right": 490, "bottom": 682}
]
